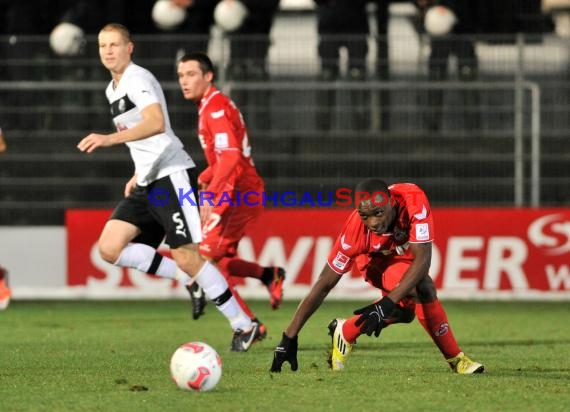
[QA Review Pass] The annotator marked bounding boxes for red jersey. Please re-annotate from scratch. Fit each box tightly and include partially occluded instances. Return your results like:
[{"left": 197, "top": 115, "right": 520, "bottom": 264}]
[
  {"left": 327, "top": 183, "right": 434, "bottom": 275},
  {"left": 197, "top": 86, "right": 264, "bottom": 215}
]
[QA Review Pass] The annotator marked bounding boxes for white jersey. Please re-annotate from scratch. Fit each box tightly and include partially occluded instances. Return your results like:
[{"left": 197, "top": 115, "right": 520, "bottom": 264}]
[{"left": 105, "top": 63, "right": 195, "bottom": 186}]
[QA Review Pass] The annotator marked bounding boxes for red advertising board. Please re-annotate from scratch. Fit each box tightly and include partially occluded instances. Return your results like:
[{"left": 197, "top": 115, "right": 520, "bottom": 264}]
[{"left": 66, "top": 208, "right": 570, "bottom": 299}]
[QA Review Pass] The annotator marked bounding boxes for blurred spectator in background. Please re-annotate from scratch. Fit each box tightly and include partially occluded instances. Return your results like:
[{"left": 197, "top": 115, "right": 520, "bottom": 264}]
[
  {"left": 59, "top": 0, "right": 155, "bottom": 35},
  {"left": 216, "top": 0, "right": 280, "bottom": 130},
  {"left": 370, "top": 0, "right": 391, "bottom": 131},
  {"left": 314, "top": 0, "right": 370, "bottom": 131},
  {"left": 219, "top": 0, "right": 280, "bottom": 81},
  {"left": 55, "top": 0, "right": 156, "bottom": 54},
  {"left": 0, "top": 0, "right": 69, "bottom": 128},
  {"left": 416, "top": 0, "right": 479, "bottom": 132},
  {"left": 543, "top": 0, "right": 570, "bottom": 38},
  {"left": 153, "top": 0, "right": 222, "bottom": 67}
]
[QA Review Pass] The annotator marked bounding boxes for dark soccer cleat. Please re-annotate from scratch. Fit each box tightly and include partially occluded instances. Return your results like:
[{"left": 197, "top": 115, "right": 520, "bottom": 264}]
[
  {"left": 185, "top": 283, "right": 206, "bottom": 320},
  {"left": 266, "top": 267, "right": 286, "bottom": 310},
  {"left": 230, "top": 321, "right": 261, "bottom": 352}
]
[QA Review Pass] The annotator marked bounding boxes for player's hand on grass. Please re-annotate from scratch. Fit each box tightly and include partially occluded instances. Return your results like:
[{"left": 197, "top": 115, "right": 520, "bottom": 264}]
[
  {"left": 353, "top": 296, "right": 396, "bottom": 337},
  {"left": 270, "top": 332, "right": 298, "bottom": 372}
]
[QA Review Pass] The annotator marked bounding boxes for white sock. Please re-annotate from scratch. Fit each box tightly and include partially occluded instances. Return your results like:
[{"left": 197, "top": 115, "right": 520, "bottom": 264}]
[
  {"left": 194, "top": 261, "right": 252, "bottom": 331},
  {"left": 114, "top": 243, "right": 192, "bottom": 283}
]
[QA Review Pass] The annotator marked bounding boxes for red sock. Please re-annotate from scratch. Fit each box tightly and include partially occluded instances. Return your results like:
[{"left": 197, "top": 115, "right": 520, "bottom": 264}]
[
  {"left": 416, "top": 300, "right": 461, "bottom": 359},
  {"left": 218, "top": 257, "right": 263, "bottom": 279},
  {"left": 342, "top": 315, "right": 364, "bottom": 343}
]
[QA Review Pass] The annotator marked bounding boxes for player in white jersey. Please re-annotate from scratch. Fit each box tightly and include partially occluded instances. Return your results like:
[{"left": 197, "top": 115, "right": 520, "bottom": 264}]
[{"left": 77, "top": 23, "right": 261, "bottom": 351}]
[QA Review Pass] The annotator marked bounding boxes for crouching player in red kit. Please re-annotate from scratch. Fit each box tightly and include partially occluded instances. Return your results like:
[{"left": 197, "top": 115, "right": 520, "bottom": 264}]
[
  {"left": 271, "top": 178, "right": 484, "bottom": 374},
  {"left": 177, "top": 52, "right": 286, "bottom": 348}
]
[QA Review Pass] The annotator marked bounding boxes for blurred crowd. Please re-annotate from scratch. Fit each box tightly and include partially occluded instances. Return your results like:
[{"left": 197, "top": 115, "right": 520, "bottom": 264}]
[{"left": 0, "top": 0, "right": 556, "bottom": 132}]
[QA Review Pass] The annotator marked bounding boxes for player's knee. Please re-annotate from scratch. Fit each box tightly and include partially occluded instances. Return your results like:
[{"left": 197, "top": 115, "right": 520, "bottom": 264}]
[
  {"left": 198, "top": 244, "right": 226, "bottom": 262},
  {"left": 98, "top": 243, "right": 121, "bottom": 265}
]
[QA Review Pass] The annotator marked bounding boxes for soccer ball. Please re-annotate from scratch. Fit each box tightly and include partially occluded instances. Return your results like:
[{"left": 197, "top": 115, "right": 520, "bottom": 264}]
[
  {"left": 214, "top": 0, "right": 249, "bottom": 32},
  {"left": 49, "top": 23, "right": 85, "bottom": 56},
  {"left": 170, "top": 342, "right": 222, "bottom": 391},
  {"left": 152, "top": 0, "right": 187, "bottom": 31}
]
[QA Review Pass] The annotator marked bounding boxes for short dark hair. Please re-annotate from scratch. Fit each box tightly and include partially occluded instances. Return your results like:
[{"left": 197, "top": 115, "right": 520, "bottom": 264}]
[
  {"left": 178, "top": 52, "right": 215, "bottom": 81},
  {"left": 355, "top": 178, "right": 389, "bottom": 195},
  {"left": 354, "top": 178, "right": 391, "bottom": 207}
]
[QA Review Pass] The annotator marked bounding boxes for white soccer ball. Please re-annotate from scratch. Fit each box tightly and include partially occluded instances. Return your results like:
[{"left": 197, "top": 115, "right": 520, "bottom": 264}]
[
  {"left": 424, "top": 6, "right": 457, "bottom": 37},
  {"left": 152, "top": 0, "right": 188, "bottom": 31},
  {"left": 214, "top": 0, "right": 249, "bottom": 32},
  {"left": 170, "top": 342, "right": 222, "bottom": 392},
  {"left": 49, "top": 23, "right": 85, "bottom": 56}
]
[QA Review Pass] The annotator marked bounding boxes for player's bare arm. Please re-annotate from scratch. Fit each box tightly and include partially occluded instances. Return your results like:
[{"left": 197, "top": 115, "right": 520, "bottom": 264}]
[
  {"left": 77, "top": 103, "right": 165, "bottom": 153},
  {"left": 284, "top": 264, "right": 341, "bottom": 338},
  {"left": 386, "top": 242, "right": 432, "bottom": 303}
]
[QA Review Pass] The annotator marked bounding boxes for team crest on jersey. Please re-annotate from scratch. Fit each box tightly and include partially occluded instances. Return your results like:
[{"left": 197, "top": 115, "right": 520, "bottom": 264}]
[
  {"left": 215, "top": 133, "right": 229, "bottom": 149},
  {"left": 110, "top": 94, "right": 135, "bottom": 117},
  {"left": 415, "top": 223, "right": 429, "bottom": 241},
  {"left": 332, "top": 251, "right": 350, "bottom": 270}
]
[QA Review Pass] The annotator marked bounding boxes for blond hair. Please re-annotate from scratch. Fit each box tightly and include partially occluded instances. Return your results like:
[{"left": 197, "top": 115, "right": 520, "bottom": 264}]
[{"left": 99, "top": 23, "right": 132, "bottom": 43}]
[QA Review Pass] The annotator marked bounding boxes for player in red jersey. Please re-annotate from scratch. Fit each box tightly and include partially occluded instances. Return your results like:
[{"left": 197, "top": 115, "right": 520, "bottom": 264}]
[
  {"left": 177, "top": 52, "right": 285, "bottom": 343},
  {"left": 271, "top": 178, "right": 484, "bottom": 374}
]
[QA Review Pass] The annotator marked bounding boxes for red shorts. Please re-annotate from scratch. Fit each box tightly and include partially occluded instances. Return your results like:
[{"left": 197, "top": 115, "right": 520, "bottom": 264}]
[
  {"left": 356, "top": 255, "right": 416, "bottom": 310},
  {"left": 199, "top": 203, "right": 263, "bottom": 261}
]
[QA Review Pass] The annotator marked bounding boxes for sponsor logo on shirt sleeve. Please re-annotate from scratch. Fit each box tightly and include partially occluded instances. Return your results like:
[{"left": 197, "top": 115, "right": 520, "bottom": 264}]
[
  {"left": 214, "top": 132, "right": 229, "bottom": 149},
  {"left": 332, "top": 251, "right": 350, "bottom": 271},
  {"left": 415, "top": 223, "right": 430, "bottom": 241}
]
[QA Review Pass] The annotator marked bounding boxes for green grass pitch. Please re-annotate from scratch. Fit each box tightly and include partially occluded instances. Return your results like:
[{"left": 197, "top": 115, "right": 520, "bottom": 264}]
[{"left": 1, "top": 300, "right": 569, "bottom": 411}]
